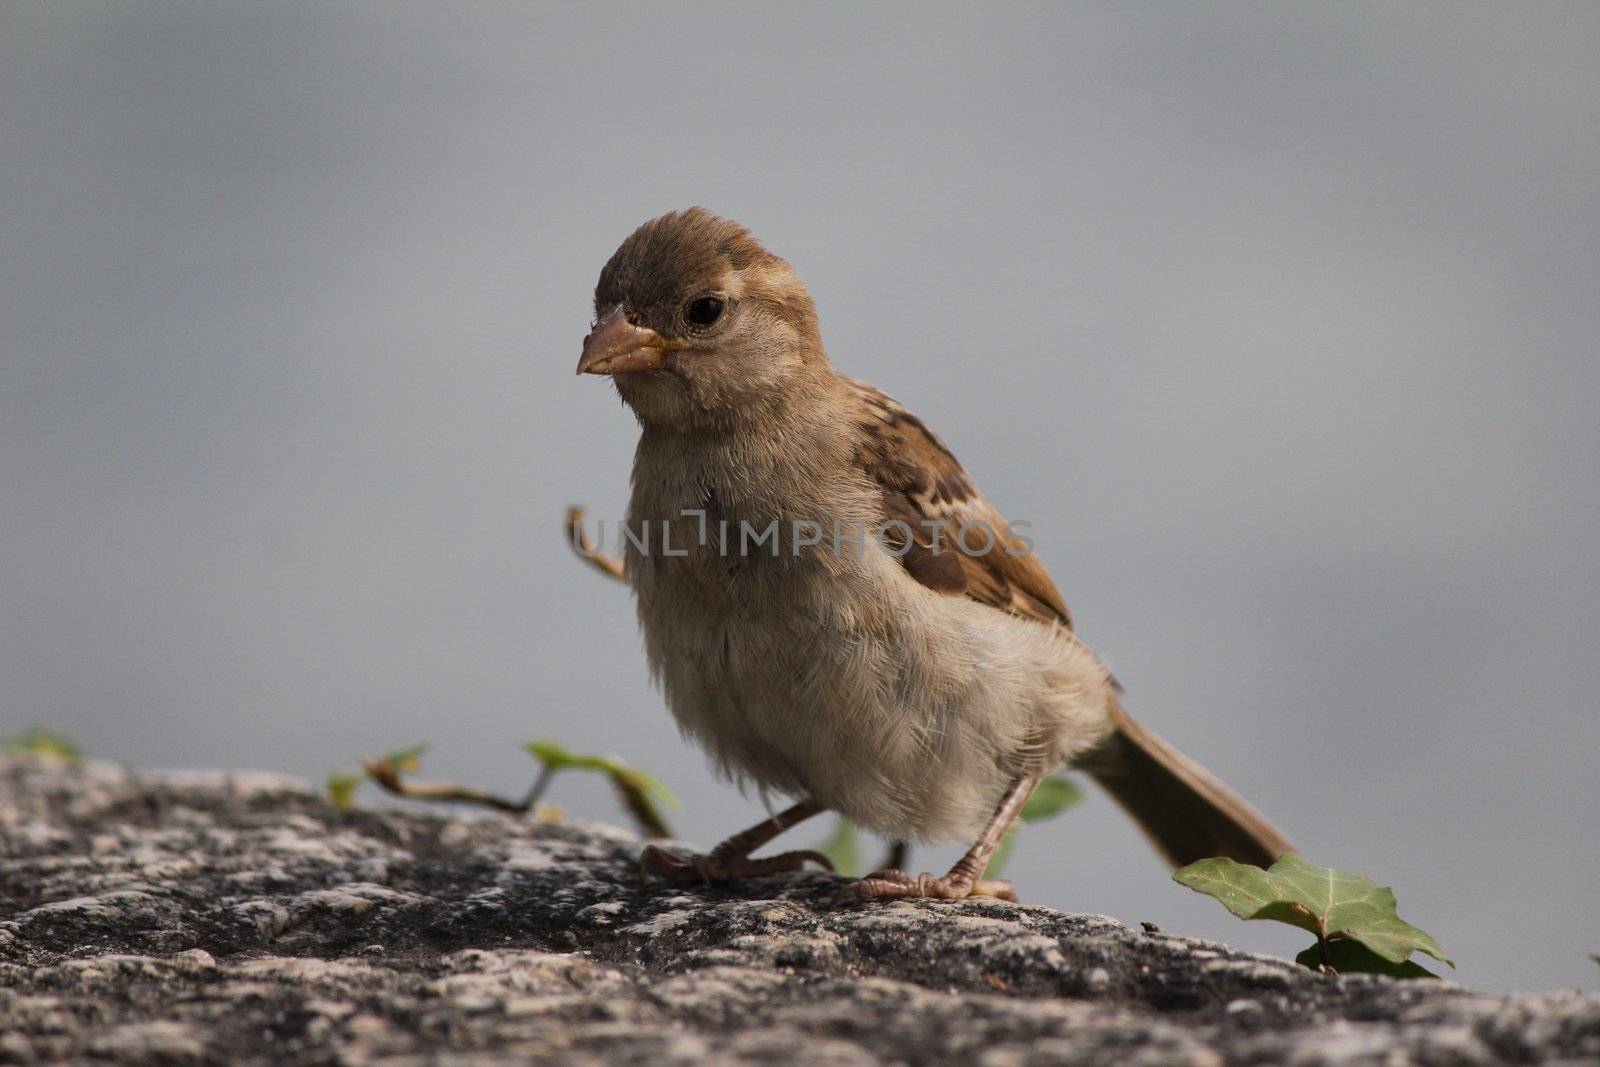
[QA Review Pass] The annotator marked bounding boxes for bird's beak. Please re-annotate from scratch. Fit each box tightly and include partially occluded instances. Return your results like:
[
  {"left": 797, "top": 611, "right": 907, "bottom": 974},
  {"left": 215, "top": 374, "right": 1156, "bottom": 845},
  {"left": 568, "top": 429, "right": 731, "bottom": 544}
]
[{"left": 576, "top": 307, "right": 680, "bottom": 376}]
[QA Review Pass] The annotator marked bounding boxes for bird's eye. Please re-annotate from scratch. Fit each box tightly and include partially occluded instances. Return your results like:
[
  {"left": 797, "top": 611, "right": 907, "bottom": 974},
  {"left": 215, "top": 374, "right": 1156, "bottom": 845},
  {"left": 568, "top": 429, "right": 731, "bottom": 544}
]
[{"left": 685, "top": 296, "right": 725, "bottom": 327}]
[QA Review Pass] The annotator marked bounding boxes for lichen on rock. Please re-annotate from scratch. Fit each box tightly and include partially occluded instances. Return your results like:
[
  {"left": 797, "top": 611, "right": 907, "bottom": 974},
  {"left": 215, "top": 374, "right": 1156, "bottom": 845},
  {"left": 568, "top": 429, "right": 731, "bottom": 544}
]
[{"left": 1, "top": 754, "right": 1595, "bottom": 1065}]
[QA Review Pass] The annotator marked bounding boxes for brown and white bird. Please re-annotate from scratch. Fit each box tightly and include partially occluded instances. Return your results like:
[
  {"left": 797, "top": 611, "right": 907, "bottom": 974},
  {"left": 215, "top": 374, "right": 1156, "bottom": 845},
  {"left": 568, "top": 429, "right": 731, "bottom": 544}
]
[{"left": 577, "top": 208, "right": 1291, "bottom": 901}]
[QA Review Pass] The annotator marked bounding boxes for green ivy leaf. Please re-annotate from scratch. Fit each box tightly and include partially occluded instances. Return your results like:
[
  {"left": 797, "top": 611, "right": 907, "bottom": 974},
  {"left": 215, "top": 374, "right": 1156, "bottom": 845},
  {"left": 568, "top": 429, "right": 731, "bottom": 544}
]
[
  {"left": 523, "top": 741, "right": 678, "bottom": 808},
  {"left": 524, "top": 739, "right": 586, "bottom": 771},
  {"left": 1295, "top": 939, "right": 1440, "bottom": 979},
  {"left": 383, "top": 742, "right": 430, "bottom": 774},
  {"left": 1269, "top": 854, "right": 1450, "bottom": 967},
  {"left": 1175, "top": 853, "right": 1452, "bottom": 972},
  {"left": 816, "top": 818, "right": 863, "bottom": 878},
  {"left": 606, "top": 763, "right": 680, "bottom": 811},
  {"left": 326, "top": 770, "right": 363, "bottom": 812},
  {"left": 1173, "top": 856, "right": 1321, "bottom": 937},
  {"left": 3, "top": 728, "right": 83, "bottom": 766},
  {"left": 1020, "top": 774, "right": 1085, "bottom": 822},
  {"left": 522, "top": 740, "right": 678, "bottom": 838}
]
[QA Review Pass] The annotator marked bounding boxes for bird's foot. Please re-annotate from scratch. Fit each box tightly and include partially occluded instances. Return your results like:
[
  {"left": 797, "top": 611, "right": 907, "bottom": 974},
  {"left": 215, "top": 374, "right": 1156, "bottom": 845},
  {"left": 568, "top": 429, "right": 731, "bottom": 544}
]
[
  {"left": 638, "top": 844, "right": 833, "bottom": 887},
  {"left": 831, "top": 868, "right": 1018, "bottom": 905}
]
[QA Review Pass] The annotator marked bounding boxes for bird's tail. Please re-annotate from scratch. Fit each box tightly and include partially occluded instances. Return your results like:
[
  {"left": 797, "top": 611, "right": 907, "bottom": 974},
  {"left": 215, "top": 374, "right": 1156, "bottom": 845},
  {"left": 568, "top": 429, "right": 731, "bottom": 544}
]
[{"left": 1080, "top": 698, "right": 1292, "bottom": 869}]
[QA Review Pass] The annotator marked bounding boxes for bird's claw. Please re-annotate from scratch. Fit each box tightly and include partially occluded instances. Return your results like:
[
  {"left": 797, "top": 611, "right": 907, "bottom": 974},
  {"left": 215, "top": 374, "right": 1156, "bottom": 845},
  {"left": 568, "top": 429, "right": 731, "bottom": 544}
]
[
  {"left": 639, "top": 844, "right": 833, "bottom": 887},
  {"left": 830, "top": 868, "right": 1018, "bottom": 905}
]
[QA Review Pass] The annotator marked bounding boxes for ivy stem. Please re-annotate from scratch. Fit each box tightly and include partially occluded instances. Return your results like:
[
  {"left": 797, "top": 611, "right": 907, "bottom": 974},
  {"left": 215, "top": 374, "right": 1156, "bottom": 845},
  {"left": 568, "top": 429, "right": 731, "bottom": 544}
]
[{"left": 519, "top": 765, "right": 558, "bottom": 811}]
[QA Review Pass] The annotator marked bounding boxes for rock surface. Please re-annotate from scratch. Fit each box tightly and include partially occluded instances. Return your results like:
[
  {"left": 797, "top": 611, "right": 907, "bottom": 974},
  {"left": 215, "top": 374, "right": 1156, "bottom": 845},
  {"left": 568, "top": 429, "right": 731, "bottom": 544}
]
[{"left": 0, "top": 754, "right": 1595, "bottom": 1066}]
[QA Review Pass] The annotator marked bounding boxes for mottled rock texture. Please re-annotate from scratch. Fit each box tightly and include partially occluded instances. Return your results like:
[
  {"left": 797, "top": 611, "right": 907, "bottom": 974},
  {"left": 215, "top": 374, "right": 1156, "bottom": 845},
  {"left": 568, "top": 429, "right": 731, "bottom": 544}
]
[{"left": 1, "top": 754, "right": 1595, "bottom": 1065}]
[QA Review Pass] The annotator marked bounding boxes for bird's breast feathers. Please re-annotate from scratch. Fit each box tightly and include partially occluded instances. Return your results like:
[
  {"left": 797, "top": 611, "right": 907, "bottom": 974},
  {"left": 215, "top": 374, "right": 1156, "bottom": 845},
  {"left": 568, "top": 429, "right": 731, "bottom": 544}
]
[{"left": 621, "top": 390, "right": 1114, "bottom": 841}]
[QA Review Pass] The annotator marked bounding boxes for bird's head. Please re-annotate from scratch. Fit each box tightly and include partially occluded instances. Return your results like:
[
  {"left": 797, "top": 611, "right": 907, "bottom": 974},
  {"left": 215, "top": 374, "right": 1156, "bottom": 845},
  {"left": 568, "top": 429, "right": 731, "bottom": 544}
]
[{"left": 578, "top": 208, "right": 826, "bottom": 430}]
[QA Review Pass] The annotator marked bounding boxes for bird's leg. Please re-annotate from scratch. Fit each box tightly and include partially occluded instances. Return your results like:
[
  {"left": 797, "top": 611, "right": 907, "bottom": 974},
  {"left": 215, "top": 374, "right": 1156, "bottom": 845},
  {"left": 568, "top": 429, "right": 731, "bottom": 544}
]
[
  {"left": 834, "top": 775, "right": 1039, "bottom": 904},
  {"left": 640, "top": 799, "right": 832, "bottom": 885}
]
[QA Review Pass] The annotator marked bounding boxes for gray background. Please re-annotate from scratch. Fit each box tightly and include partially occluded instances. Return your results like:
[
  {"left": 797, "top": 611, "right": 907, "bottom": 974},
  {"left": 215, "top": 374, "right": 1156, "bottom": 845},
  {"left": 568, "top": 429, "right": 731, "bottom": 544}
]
[{"left": 3, "top": 2, "right": 1596, "bottom": 992}]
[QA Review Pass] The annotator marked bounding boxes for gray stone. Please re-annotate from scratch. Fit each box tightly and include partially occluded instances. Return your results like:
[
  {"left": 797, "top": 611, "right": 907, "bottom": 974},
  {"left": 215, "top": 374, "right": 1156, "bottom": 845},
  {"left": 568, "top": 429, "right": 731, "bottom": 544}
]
[{"left": 1, "top": 754, "right": 1594, "bottom": 1065}]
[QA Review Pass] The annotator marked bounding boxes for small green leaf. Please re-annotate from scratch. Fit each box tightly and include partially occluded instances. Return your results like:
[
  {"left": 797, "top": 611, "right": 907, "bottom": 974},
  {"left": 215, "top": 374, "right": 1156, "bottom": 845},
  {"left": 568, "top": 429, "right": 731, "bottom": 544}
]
[
  {"left": 326, "top": 770, "right": 362, "bottom": 812},
  {"left": 525, "top": 742, "right": 678, "bottom": 808},
  {"left": 1020, "top": 775, "right": 1085, "bottom": 822},
  {"left": 611, "top": 775, "right": 673, "bottom": 838},
  {"left": 523, "top": 740, "right": 678, "bottom": 838},
  {"left": 1174, "top": 857, "right": 1317, "bottom": 935},
  {"left": 602, "top": 761, "right": 680, "bottom": 811},
  {"left": 1174, "top": 853, "right": 1452, "bottom": 970},
  {"left": 3, "top": 728, "right": 83, "bottom": 765},
  {"left": 1269, "top": 854, "right": 1451, "bottom": 967},
  {"left": 383, "top": 742, "right": 430, "bottom": 774},
  {"left": 1296, "top": 939, "right": 1440, "bottom": 979},
  {"left": 524, "top": 739, "right": 579, "bottom": 769},
  {"left": 816, "top": 818, "right": 863, "bottom": 878}
]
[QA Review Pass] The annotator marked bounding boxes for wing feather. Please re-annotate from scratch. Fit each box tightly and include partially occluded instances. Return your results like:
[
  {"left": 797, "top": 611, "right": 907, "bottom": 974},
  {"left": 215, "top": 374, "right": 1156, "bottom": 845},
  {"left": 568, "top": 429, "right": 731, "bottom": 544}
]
[{"left": 847, "top": 378, "right": 1073, "bottom": 630}]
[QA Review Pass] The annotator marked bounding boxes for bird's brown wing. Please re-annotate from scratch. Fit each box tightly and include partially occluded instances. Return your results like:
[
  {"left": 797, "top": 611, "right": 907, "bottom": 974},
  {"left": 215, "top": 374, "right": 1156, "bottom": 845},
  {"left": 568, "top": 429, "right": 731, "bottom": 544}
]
[{"left": 847, "top": 378, "right": 1072, "bottom": 630}]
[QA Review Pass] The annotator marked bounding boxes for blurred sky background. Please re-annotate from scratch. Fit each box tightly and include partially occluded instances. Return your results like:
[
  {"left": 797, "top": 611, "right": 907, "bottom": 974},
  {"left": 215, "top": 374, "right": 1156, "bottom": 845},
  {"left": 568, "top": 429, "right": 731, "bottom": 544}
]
[{"left": 3, "top": 2, "right": 1597, "bottom": 991}]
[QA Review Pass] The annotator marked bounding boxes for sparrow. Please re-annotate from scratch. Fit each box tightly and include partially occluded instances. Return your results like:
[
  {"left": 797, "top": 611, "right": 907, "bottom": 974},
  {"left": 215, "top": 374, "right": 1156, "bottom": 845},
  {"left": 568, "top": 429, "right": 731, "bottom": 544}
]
[{"left": 577, "top": 207, "right": 1291, "bottom": 901}]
